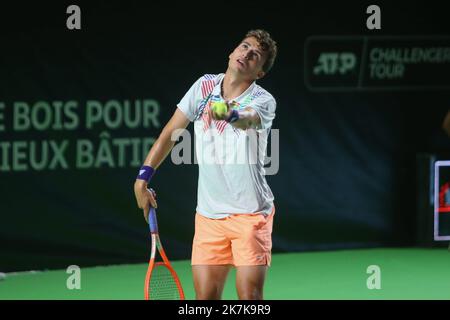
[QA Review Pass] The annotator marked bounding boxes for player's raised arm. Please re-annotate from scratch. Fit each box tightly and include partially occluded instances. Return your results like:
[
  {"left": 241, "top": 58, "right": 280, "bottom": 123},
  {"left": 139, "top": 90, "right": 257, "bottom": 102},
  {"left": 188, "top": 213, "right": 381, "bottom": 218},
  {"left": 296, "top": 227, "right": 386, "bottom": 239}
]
[
  {"left": 211, "top": 103, "right": 261, "bottom": 130},
  {"left": 134, "top": 108, "right": 190, "bottom": 221}
]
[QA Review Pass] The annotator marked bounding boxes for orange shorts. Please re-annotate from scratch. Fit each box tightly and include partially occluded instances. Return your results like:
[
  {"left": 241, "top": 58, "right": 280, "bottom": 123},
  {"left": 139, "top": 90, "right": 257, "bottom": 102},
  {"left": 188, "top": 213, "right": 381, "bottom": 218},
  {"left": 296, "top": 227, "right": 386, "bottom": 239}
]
[{"left": 191, "top": 208, "right": 275, "bottom": 267}]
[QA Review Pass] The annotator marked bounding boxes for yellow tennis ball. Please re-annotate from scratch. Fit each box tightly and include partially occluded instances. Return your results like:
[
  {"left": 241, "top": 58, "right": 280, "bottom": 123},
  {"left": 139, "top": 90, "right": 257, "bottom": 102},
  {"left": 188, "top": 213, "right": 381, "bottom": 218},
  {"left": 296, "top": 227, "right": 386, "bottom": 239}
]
[{"left": 212, "top": 102, "right": 228, "bottom": 118}]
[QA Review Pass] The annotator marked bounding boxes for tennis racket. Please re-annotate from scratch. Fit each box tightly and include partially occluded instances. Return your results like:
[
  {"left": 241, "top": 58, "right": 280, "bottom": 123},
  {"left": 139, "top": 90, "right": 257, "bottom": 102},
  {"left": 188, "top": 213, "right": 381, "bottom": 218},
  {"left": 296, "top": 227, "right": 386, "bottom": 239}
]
[{"left": 144, "top": 207, "right": 185, "bottom": 300}]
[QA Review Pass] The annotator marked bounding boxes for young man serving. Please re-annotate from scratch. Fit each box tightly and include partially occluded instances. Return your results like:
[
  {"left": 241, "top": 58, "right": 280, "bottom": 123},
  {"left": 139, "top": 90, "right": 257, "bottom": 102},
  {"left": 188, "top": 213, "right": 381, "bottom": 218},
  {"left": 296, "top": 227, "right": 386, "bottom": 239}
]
[{"left": 134, "top": 29, "right": 278, "bottom": 300}]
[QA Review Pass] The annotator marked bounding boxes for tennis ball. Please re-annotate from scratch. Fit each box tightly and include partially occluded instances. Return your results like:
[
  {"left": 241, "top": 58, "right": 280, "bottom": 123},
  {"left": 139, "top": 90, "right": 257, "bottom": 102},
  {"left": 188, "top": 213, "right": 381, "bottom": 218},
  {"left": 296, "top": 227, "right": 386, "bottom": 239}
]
[{"left": 212, "top": 102, "right": 228, "bottom": 118}]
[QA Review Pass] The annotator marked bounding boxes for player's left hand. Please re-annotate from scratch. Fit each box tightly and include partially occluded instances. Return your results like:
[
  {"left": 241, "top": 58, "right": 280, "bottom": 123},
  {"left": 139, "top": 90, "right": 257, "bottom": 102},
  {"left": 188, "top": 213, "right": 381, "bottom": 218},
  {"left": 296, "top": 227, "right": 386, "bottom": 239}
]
[{"left": 211, "top": 101, "right": 232, "bottom": 121}]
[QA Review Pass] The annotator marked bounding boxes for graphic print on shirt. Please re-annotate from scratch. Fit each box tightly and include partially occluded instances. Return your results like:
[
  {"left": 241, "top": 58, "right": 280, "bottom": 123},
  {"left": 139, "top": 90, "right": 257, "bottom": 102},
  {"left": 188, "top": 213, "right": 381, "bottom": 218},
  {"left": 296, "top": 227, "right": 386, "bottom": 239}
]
[{"left": 198, "top": 74, "right": 268, "bottom": 135}]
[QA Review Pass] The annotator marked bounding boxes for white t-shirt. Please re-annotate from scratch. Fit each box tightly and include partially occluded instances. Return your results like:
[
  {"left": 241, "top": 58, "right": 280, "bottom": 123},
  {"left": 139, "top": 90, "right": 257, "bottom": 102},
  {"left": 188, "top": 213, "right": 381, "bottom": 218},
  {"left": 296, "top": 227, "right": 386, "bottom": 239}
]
[{"left": 177, "top": 73, "right": 276, "bottom": 219}]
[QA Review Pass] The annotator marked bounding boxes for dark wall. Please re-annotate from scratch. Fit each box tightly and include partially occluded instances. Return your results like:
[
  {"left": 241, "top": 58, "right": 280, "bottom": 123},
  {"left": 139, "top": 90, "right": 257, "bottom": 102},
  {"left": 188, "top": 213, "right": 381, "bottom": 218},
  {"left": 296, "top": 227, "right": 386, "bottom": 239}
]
[{"left": 1, "top": 1, "right": 450, "bottom": 271}]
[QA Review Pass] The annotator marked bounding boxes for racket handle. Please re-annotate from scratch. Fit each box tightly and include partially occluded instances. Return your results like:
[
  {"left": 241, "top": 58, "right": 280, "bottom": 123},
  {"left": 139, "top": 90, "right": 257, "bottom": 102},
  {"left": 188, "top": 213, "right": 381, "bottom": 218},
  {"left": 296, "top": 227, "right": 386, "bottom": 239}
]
[{"left": 148, "top": 207, "right": 158, "bottom": 233}]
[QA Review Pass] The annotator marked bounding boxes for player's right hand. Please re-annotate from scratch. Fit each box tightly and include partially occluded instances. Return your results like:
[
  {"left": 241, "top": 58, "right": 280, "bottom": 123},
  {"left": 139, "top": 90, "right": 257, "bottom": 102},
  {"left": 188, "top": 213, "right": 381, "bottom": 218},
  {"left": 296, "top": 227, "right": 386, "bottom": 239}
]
[{"left": 134, "top": 180, "right": 158, "bottom": 222}]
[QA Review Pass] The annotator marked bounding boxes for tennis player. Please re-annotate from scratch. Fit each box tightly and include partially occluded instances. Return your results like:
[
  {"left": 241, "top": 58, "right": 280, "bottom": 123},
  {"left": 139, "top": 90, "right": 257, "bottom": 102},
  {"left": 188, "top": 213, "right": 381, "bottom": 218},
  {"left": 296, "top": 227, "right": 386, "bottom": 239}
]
[{"left": 134, "top": 29, "right": 278, "bottom": 300}]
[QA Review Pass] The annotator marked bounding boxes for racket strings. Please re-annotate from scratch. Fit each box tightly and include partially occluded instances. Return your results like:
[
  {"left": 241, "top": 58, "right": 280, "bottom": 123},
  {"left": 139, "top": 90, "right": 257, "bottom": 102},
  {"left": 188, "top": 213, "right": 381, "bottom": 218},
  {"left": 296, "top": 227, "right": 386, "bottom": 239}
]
[{"left": 148, "top": 264, "right": 181, "bottom": 300}]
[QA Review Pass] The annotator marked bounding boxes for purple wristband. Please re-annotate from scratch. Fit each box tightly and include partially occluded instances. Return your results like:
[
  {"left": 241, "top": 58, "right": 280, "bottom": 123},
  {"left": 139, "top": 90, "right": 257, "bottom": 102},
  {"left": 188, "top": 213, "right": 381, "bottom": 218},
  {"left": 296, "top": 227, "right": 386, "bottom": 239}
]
[
  {"left": 136, "top": 165, "right": 155, "bottom": 182},
  {"left": 226, "top": 109, "right": 239, "bottom": 123}
]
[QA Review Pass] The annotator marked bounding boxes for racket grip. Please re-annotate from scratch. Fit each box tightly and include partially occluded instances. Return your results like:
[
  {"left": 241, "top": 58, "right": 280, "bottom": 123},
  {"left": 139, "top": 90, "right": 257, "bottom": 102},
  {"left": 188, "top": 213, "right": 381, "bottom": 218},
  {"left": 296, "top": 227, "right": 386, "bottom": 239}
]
[{"left": 148, "top": 207, "right": 158, "bottom": 233}]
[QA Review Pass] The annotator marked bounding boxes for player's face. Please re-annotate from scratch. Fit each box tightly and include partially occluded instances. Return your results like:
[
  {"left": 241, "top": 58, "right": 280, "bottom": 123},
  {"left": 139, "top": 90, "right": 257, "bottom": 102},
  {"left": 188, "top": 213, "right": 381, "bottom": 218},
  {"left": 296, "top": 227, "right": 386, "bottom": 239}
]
[{"left": 229, "top": 37, "right": 267, "bottom": 80}]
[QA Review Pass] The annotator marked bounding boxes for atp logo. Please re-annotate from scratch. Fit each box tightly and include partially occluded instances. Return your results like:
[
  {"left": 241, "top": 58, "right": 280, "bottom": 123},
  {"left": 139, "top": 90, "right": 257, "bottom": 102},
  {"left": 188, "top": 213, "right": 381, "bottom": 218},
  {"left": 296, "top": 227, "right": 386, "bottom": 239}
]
[{"left": 313, "top": 52, "right": 357, "bottom": 75}]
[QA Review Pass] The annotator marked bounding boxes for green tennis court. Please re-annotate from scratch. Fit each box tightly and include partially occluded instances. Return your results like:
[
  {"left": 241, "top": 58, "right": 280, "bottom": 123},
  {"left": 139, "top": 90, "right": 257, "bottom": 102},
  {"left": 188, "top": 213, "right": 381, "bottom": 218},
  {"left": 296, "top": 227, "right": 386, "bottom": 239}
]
[{"left": 1, "top": 248, "right": 449, "bottom": 300}]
